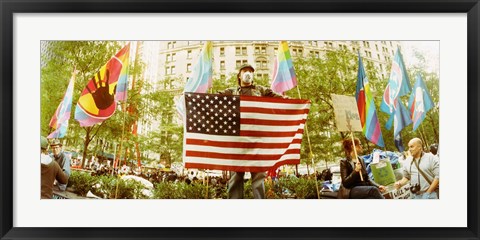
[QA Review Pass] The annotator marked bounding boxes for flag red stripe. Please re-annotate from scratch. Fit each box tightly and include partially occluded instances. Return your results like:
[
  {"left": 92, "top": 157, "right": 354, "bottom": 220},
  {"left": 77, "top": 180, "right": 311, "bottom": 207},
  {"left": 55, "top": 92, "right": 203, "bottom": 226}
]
[
  {"left": 241, "top": 106, "right": 309, "bottom": 115},
  {"left": 185, "top": 149, "right": 300, "bottom": 160},
  {"left": 240, "top": 129, "right": 304, "bottom": 137},
  {"left": 185, "top": 159, "right": 301, "bottom": 172},
  {"left": 241, "top": 95, "right": 310, "bottom": 104},
  {"left": 186, "top": 138, "right": 302, "bottom": 148},
  {"left": 240, "top": 118, "right": 306, "bottom": 126}
]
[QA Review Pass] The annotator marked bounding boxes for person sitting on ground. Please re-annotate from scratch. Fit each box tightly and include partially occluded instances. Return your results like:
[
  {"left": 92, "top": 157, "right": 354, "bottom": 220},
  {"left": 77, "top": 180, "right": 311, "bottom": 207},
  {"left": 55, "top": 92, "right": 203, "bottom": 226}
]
[
  {"left": 41, "top": 136, "right": 68, "bottom": 199},
  {"left": 338, "top": 137, "right": 386, "bottom": 199}
]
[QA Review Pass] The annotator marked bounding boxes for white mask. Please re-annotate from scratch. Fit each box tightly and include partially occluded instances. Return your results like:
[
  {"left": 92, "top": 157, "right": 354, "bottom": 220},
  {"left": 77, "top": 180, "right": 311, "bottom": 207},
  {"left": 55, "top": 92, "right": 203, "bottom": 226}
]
[{"left": 242, "top": 72, "right": 253, "bottom": 84}]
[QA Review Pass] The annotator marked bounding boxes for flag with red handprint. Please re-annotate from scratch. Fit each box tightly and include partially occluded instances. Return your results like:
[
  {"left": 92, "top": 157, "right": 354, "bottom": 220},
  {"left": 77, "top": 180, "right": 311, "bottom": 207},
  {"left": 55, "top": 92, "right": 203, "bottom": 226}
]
[{"left": 74, "top": 43, "right": 130, "bottom": 127}]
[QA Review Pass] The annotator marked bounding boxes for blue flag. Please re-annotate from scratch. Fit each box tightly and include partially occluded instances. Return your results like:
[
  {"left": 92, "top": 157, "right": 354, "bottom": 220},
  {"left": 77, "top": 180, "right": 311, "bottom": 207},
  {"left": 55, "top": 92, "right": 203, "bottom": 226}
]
[
  {"left": 380, "top": 48, "right": 412, "bottom": 116},
  {"left": 393, "top": 100, "right": 412, "bottom": 137},
  {"left": 408, "top": 74, "right": 434, "bottom": 131}
]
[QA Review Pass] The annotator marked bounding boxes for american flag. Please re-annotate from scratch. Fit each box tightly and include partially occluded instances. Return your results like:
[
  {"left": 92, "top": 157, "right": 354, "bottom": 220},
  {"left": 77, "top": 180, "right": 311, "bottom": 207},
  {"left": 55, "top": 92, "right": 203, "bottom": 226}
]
[{"left": 183, "top": 92, "right": 311, "bottom": 172}]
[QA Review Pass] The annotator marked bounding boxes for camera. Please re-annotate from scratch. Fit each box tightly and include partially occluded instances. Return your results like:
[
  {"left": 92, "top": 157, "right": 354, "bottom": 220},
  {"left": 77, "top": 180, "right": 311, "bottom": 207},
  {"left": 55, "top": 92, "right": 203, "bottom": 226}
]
[{"left": 410, "top": 183, "right": 420, "bottom": 194}]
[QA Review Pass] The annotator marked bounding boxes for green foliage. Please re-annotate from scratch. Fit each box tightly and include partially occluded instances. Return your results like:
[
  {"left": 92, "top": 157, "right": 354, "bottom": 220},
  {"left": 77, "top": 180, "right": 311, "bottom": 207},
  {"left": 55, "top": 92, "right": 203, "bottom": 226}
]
[
  {"left": 68, "top": 171, "right": 150, "bottom": 199},
  {"left": 277, "top": 176, "right": 321, "bottom": 199},
  {"left": 152, "top": 182, "right": 214, "bottom": 199},
  {"left": 67, "top": 171, "right": 96, "bottom": 196}
]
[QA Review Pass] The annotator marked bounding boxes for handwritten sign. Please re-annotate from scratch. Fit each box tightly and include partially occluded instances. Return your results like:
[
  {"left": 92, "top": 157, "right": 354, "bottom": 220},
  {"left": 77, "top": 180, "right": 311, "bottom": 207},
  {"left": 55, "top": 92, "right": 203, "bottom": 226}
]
[
  {"left": 331, "top": 94, "right": 362, "bottom": 132},
  {"left": 383, "top": 183, "right": 412, "bottom": 199}
]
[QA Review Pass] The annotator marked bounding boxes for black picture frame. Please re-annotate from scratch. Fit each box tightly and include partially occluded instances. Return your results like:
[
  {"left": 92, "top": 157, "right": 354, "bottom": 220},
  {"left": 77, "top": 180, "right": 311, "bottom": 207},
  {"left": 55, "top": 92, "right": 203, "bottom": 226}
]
[{"left": 1, "top": 1, "right": 479, "bottom": 239}]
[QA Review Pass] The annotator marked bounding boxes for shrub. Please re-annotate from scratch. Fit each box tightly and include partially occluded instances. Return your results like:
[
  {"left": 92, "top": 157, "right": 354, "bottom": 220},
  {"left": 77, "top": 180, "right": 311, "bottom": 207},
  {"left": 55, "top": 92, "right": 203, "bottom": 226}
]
[
  {"left": 152, "top": 182, "right": 214, "bottom": 199},
  {"left": 67, "top": 171, "right": 96, "bottom": 197}
]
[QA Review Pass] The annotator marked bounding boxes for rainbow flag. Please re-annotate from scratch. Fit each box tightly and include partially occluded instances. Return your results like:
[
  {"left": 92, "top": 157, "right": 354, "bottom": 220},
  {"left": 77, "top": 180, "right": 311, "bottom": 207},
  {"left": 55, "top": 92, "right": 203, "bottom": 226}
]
[
  {"left": 355, "top": 52, "right": 384, "bottom": 147},
  {"left": 74, "top": 43, "right": 130, "bottom": 127},
  {"left": 115, "top": 43, "right": 131, "bottom": 102},
  {"left": 408, "top": 74, "right": 433, "bottom": 131},
  {"left": 270, "top": 41, "right": 297, "bottom": 94},
  {"left": 47, "top": 71, "right": 75, "bottom": 138},
  {"left": 175, "top": 41, "right": 213, "bottom": 120}
]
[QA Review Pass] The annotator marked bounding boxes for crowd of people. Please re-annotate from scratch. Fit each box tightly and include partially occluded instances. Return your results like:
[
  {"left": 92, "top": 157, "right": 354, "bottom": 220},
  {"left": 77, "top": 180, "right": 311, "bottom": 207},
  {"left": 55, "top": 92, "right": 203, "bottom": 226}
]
[{"left": 41, "top": 62, "right": 439, "bottom": 200}]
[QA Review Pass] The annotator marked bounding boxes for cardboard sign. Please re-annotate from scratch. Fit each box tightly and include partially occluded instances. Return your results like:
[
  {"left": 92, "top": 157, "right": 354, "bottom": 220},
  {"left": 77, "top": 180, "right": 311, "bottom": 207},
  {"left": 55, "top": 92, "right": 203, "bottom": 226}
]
[
  {"left": 331, "top": 94, "right": 362, "bottom": 132},
  {"left": 383, "top": 183, "right": 412, "bottom": 199},
  {"left": 370, "top": 159, "right": 396, "bottom": 186}
]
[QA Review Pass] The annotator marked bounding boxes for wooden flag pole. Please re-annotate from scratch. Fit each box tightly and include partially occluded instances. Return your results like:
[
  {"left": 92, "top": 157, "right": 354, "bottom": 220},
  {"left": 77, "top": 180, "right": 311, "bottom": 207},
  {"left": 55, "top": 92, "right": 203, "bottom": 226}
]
[
  {"left": 296, "top": 85, "right": 320, "bottom": 199},
  {"left": 350, "top": 132, "right": 364, "bottom": 182},
  {"left": 114, "top": 100, "right": 128, "bottom": 199}
]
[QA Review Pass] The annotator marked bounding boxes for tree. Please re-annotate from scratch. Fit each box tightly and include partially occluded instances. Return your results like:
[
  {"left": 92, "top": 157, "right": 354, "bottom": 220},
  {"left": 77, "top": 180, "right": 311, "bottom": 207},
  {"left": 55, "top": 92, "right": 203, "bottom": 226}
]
[{"left": 41, "top": 41, "right": 143, "bottom": 167}]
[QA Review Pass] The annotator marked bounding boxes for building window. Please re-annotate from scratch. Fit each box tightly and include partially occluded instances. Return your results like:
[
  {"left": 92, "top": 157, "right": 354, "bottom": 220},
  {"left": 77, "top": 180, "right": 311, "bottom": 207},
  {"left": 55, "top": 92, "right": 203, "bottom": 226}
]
[
  {"left": 255, "top": 60, "right": 267, "bottom": 69},
  {"left": 256, "top": 73, "right": 269, "bottom": 79},
  {"left": 187, "top": 63, "right": 192, "bottom": 72},
  {"left": 220, "top": 74, "right": 226, "bottom": 80},
  {"left": 171, "top": 53, "right": 176, "bottom": 61},
  {"left": 187, "top": 50, "right": 192, "bottom": 59},
  {"left": 167, "top": 41, "right": 176, "bottom": 49},
  {"left": 274, "top": 47, "right": 278, "bottom": 55},
  {"left": 171, "top": 66, "right": 176, "bottom": 75},
  {"left": 220, "top": 47, "right": 225, "bottom": 56},
  {"left": 377, "top": 54, "right": 381, "bottom": 60},
  {"left": 375, "top": 44, "right": 379, "bottom": 51},
  {"left": 166, "top": 54, "right": 170, "bottom": 62},
  {"left": 236, "top": 47, "right": 247, "bottom": 55},
  {"left": 236, "top": 60, "right": 247, "bottom": 68},
  {"left": 220, "top": 60, "right": 225, "bottom": 70}
]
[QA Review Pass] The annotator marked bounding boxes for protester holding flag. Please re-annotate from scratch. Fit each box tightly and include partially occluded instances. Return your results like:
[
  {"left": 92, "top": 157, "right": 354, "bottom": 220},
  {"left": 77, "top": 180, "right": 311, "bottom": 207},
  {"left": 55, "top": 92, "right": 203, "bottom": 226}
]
[
  {"left": 217, "top": 64, "right": 284, "bottom": 199},
  {"left": 394, "top": 138, "right": 439, "bottom": 199},
  {"left": 338, "top": 137, "right": 385, "bottom": 199}
]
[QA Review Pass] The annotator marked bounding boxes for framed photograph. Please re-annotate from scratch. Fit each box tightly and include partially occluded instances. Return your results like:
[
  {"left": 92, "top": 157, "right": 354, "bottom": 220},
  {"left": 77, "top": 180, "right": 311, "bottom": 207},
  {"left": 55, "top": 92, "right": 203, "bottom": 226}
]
[{"left": 1, "top": 0, "right": 479, "bottom": 239}]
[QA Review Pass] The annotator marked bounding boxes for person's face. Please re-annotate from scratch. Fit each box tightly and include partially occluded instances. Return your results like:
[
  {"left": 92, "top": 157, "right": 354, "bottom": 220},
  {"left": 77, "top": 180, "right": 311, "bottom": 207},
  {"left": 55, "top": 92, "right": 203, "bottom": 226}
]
[
  {"left": 51, "top": 145, "right": 62, "bottom": 156},
  {"left": 240, "top": 68, "right": 254, "bottom": 86},
  {"left": 354, "top": 142, "right": 363, "bottom": 155},
  {"left": 408, "top": 141, "right": 422, "bottom": 158}
]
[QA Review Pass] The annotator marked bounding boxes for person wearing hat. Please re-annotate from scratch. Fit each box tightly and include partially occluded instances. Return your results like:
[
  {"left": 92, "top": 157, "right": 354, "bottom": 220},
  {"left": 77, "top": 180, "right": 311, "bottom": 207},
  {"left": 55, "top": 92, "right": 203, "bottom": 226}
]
[
  {"left": 49, "top": 139, "right": 71, "bottom": 191},
  {"left": 41, "top": 137, "right": 68, "bottom": 199},
  {"left": 218, "top": 64, "right": 284, "bottom": 199}
]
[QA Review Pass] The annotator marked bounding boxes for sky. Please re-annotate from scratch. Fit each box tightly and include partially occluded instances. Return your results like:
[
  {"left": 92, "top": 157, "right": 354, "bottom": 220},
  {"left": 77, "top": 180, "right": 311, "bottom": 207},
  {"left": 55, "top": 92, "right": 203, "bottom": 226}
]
[{"left": 401, "top": 41, "right": 440, "bottom": 74}]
